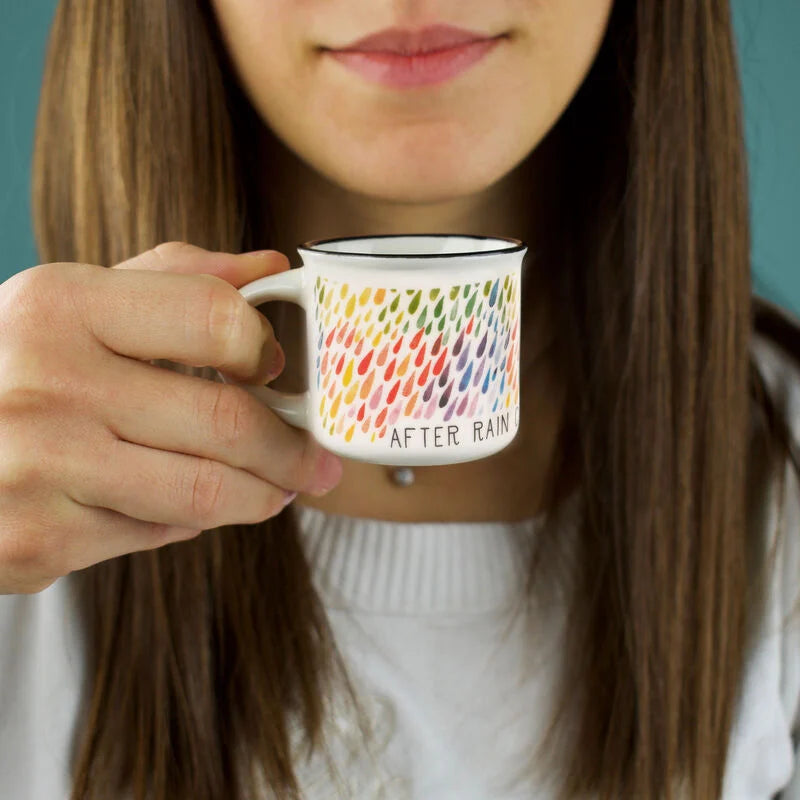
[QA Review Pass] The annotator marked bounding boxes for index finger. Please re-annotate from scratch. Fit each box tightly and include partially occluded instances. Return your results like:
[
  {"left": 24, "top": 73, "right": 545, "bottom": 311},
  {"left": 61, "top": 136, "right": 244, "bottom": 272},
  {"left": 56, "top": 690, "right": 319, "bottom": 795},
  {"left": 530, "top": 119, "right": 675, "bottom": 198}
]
[{"left": 78, "top": 266, "right": 283, "bottom": 384}]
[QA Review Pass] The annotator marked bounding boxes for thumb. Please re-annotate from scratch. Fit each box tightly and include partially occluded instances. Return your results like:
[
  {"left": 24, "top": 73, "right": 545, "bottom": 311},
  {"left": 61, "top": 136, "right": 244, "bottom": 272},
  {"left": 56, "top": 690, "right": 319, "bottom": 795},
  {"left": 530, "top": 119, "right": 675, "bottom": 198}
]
[{"left": 112, "top": 241, "right": 291, "bottom": 288}]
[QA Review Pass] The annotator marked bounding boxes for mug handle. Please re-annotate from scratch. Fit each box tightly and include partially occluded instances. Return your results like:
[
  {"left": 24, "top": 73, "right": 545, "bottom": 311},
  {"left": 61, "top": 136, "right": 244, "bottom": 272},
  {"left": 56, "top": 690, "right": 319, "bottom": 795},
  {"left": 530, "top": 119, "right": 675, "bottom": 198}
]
[{"left": 216, "top": 268, "right": 311, "bottom": 430}]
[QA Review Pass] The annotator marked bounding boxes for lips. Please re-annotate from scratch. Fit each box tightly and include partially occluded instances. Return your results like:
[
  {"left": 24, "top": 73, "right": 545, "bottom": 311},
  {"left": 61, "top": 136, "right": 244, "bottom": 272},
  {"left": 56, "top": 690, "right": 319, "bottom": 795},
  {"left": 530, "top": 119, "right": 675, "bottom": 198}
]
[
  {"left": 322, "top": 24, "right": 506, "bottom": 89},
  {"left": 335, "top": 24, "right": 496, "bottom": 55}
]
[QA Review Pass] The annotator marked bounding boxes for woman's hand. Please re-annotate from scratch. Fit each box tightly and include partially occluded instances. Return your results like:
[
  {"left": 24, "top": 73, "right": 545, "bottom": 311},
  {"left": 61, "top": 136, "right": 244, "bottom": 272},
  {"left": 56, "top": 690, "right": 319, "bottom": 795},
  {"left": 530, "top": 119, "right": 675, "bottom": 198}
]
[{"left": 0, "top": 242, "right": 342, "bottom": 594}]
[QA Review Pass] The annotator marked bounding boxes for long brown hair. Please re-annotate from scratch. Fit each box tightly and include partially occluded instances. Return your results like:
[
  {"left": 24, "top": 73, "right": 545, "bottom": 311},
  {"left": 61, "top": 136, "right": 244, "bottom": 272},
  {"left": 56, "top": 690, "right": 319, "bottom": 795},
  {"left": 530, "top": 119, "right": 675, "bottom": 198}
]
[{"left": 31, "top": 0, "right": 795, "bottom": 797}]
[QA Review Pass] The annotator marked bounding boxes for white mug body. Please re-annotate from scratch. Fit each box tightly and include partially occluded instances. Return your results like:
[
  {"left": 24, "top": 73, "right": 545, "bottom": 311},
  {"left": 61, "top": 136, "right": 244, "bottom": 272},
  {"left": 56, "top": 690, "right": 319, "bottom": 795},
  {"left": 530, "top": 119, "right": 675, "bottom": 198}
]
[{"left": 297, "top": 235, "right": 524, "bottom": 466}]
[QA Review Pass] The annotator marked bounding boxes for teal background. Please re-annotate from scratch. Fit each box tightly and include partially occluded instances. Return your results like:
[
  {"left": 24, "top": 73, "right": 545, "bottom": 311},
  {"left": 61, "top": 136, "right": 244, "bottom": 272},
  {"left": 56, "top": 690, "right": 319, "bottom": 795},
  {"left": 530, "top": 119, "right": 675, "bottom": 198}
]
[{"left": 1, "top": 2, "right": 798, "bottom": 314}]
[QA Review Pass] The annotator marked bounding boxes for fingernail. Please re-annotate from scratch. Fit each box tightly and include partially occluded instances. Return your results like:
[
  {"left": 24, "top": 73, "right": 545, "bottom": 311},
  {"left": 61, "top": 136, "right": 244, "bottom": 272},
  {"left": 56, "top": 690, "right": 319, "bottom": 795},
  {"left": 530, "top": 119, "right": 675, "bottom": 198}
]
[
  {"left": 242, "top": 249, "right": 274, "bottom": 258},
  {"left": 311, "top": 451, "right": 343, "bottom": 496},
  {"left": 265, "top": 344, "right": 285, "bottom": 382},
  {"left": 282, "top": 490, "right": 298, "bottom": 507}
]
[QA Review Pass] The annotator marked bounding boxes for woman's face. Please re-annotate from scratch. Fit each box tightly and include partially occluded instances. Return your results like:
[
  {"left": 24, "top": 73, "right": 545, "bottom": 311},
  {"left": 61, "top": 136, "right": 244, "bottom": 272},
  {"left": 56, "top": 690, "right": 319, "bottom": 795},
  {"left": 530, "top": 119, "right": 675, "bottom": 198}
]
[{"left": 210, "top": 0, "right": 614, "bottom": 203}]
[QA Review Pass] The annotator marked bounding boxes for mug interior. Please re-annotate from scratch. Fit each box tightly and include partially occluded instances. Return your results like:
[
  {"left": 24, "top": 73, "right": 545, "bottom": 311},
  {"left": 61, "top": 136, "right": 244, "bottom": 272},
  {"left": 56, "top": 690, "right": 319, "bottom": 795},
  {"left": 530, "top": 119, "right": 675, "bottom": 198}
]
[{"left": 299, "top": 234, "right": 524, "bottom": 259}]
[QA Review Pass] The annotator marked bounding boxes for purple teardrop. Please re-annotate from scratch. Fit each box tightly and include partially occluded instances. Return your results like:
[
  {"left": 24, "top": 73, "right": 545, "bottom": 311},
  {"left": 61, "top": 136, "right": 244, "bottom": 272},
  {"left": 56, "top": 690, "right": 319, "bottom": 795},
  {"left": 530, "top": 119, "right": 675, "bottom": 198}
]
[
  {"left": 452, "top": 329, "right": 465, "bottom": 357},
  {"left": 439, "top": 379, "right": 454, "bottom": 408},
  {"left": 456, "top": 343, "right": 471, "bottom": 372}
]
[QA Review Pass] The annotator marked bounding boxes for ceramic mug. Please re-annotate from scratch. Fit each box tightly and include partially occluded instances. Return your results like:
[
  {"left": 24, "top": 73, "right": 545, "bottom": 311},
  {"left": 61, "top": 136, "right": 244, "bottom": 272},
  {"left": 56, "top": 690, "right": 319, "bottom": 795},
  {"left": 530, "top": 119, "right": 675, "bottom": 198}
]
[{"left": 218, "top": 234, "right": 525, "bottom": 465}]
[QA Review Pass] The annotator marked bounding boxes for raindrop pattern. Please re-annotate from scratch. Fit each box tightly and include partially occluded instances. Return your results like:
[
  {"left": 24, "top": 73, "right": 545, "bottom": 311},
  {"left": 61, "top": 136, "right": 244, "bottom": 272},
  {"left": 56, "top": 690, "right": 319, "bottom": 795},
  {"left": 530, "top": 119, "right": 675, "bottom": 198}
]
[{"left": 313, "top": 274, "right": 520, "bottom": 443}]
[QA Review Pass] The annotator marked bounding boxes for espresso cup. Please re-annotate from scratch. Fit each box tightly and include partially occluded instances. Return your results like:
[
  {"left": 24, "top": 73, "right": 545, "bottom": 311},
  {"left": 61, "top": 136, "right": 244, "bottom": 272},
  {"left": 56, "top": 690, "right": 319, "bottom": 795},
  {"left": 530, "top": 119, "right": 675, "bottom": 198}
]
[{"left": 218, "top": 234, "right": 525, "bottom": 465}]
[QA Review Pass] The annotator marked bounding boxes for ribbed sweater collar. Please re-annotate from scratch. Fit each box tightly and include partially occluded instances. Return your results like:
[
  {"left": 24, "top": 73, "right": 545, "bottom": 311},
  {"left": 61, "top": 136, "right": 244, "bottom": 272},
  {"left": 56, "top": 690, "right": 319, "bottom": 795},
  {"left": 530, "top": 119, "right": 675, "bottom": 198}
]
[{"left": 291, "top": 492, "right": 581, "bottom": 616}]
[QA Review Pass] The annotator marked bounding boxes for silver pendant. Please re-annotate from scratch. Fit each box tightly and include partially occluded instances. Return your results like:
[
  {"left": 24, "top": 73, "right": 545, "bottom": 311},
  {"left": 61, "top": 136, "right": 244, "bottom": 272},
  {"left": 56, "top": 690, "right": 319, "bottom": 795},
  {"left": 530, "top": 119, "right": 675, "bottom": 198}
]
[{"left": 389, "top": 466, "right": 415, "bottom": 487}]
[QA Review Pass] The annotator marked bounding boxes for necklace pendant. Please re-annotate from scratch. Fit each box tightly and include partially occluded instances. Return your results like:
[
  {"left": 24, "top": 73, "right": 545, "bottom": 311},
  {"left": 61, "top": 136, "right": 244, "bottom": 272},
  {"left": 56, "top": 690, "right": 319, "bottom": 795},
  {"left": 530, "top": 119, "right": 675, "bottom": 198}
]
[{"left": 390, "top": 466, "right": 415, "bottom": 488}]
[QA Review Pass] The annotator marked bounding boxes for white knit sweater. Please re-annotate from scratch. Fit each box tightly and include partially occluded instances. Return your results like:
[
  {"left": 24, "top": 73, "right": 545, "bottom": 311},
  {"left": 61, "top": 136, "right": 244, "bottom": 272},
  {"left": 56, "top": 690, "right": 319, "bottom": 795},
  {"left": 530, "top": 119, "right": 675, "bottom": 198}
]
[{"left": 1, "top": 328, "right": 800, "bottom": 799}]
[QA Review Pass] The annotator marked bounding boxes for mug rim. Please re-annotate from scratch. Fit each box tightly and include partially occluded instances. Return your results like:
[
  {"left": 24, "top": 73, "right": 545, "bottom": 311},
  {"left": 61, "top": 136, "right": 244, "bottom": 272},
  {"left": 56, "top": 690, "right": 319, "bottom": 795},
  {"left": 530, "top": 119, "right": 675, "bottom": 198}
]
[{"left": 297, "top": 233, "right": 526, "bottom": 259}]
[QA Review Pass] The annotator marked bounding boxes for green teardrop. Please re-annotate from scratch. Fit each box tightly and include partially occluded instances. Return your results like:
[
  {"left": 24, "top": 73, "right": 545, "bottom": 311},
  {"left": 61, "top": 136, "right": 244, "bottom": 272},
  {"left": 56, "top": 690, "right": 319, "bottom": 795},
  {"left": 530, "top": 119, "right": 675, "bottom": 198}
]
[{"left": 465, "top": 291, "right": 477, "bottom": 317}]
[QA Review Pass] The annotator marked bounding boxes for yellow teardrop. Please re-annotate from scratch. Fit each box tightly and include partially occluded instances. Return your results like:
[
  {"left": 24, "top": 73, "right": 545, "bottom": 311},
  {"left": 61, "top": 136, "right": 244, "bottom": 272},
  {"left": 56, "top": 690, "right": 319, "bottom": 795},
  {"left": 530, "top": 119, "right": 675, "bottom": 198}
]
[
  {"left": 342, "top": 360, "right": 354, "bottom": 387},
  {"left": 345, "top": 381, "right": 359, "bottom": 404}
]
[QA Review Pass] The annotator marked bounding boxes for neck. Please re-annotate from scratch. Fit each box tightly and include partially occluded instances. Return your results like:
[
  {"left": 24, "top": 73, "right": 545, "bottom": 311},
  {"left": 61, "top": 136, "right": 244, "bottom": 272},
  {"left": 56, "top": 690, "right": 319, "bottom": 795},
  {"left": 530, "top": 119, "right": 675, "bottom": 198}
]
[
  {"left": 259, "top": 125, "right": 539, "bottom": 255},
  {"left": 258, "top": 130, "right": 572, "bottom": 523}
]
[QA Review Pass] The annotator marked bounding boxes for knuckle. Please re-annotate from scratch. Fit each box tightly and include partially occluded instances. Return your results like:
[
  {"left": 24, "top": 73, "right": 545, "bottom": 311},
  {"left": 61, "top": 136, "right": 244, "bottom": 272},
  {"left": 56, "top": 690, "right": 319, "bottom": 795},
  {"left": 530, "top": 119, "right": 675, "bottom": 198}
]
[
  {"left": 0, "top": 453, "right": 41, "bottom": 494},
  {"left": 200, "top": 281, "right": 249, "bottom": 367},
  {"left": 7, "top": 262, "right": 55, "bottom": 294},
  {"left": 0, "top": 269, "right": 89, "bottom": 381},
  {"left": 203, "top": 383, "right": 252, "bottom": 449},
  {"left": 0, "top": 527, "right": 52, "bottom": 581},
  {"left": 0, "top": 357, "right": 61, "bottom": 413},
  {"left": 0, "top": 381, "right": 37, "bottom": 419},
  {"left": 152, "top": 240, "right": 193, "bottom": 266},
  {"left": 0, "top": 265, "right": 54, "bottom": 328},
  {"left": 188, "top": 459, "right": 227, "bottom": 524}
]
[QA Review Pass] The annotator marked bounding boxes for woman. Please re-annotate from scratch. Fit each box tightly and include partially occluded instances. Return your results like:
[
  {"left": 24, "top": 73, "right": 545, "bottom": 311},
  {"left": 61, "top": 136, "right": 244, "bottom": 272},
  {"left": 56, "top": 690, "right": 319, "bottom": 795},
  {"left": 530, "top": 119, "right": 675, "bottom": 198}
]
[{"left": 0, "top": 0, "right": 798, "bottom": 797}]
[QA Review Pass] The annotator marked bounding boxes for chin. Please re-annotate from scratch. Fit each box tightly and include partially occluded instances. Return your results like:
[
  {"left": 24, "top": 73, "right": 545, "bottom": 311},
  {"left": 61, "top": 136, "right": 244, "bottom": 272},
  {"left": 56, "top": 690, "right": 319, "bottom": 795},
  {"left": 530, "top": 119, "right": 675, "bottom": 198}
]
[
  {"left": 336, "top": 168, "right": 495, "bottom": 205},
  {"left": 314, "top": 143, "right": 520, "bottom": 206}
]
